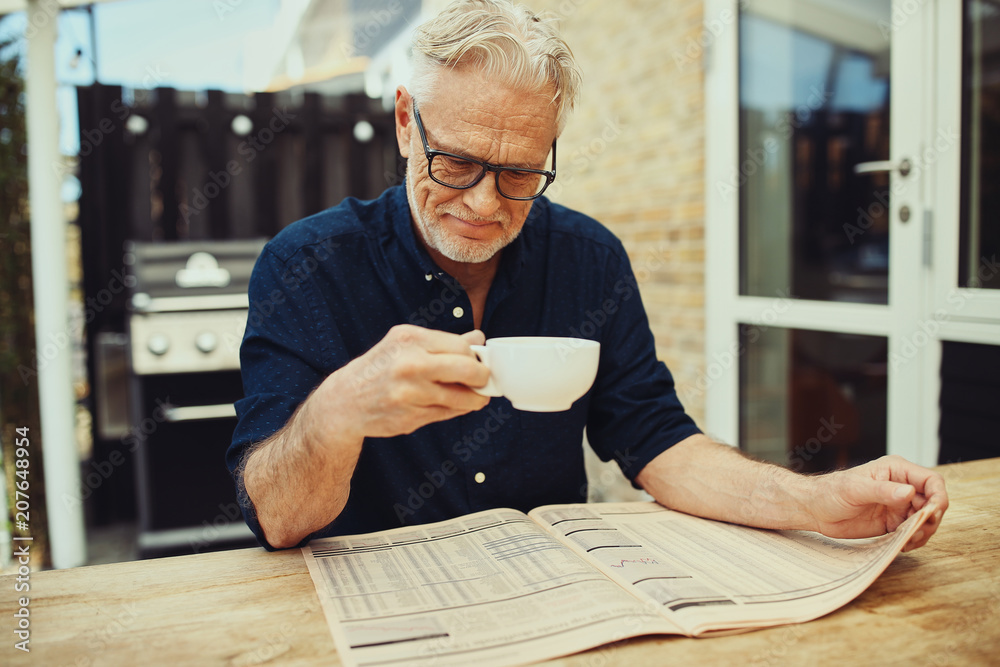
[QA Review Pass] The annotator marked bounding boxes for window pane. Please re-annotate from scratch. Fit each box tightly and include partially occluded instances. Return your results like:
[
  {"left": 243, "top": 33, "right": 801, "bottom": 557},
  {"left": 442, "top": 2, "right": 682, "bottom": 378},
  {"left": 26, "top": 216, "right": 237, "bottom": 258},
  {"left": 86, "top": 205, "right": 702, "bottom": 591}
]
[
  {"left": 960, "top": 0, "right": 1000, "bottom": 289},
  {"left": 739, "top": 3, "right": 892, "bottom": 304},
  {"left": 739, "top": 326, "right": 887, "bottom": 472},
  {"left": 939, "top": 341, "right": 1000, "bottom": 463}
]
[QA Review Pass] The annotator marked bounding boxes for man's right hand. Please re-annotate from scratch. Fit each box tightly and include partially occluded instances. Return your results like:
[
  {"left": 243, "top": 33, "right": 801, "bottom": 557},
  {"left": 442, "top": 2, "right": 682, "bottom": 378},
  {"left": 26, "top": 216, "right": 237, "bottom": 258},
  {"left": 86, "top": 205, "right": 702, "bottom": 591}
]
[
  {"left": 243, "top": 325, "right": 491, "bottom": 548},
  {"left": 323, "top": 325, "right": 491, "bottom": 440}
]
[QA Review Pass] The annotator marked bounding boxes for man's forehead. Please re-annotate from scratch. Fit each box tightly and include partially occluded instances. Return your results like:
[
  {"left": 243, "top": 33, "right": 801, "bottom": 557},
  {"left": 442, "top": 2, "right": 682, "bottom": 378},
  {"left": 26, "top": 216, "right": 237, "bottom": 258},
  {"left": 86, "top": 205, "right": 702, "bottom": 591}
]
[{"left": 422, "top": 68, "right": 558, "bottom": 143}]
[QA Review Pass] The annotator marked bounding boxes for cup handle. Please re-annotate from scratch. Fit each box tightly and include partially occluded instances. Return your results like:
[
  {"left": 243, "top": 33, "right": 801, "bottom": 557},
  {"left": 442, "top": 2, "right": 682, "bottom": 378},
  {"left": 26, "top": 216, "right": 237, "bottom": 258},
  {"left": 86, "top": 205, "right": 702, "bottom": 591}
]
[{"left": 469, "top": 344, "right": 502, "bottom": 397}]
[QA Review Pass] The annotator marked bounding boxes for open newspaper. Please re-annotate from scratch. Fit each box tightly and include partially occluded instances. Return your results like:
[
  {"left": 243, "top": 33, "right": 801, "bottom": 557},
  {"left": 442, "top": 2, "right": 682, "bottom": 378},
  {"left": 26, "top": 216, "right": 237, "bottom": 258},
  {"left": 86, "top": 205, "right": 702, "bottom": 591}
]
[{"left": 301, "top": 501, "right": 931, "bottom": 667}]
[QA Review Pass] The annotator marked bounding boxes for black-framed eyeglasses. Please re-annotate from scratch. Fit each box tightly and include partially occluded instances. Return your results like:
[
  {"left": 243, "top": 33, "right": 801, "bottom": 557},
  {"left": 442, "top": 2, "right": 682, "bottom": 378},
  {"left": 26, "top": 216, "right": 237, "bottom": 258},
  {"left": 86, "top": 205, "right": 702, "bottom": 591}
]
[{"left": 412, "top": 99, "right": 557, "bottom": 201}]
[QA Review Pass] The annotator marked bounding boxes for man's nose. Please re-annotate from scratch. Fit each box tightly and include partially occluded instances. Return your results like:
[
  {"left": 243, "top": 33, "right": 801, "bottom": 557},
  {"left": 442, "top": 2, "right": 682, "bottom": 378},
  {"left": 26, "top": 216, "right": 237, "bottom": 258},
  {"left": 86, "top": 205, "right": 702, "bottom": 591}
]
[{"left": 461, "top": 173, "right": 503, "bottom": 219}]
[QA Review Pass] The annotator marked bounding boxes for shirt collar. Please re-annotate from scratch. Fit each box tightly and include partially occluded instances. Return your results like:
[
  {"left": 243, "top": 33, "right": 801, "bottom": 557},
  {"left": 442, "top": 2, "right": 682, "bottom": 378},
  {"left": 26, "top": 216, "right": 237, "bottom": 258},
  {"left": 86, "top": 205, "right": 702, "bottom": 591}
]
[{"left": 390, "top": 185, "right": 541, "bottom": 289}]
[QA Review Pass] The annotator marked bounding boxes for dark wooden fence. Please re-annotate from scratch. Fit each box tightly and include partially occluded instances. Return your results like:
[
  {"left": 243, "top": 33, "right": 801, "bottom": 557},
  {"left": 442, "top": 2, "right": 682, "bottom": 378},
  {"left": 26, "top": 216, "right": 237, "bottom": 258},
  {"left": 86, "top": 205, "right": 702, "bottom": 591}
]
[
  {"left": 78, "top": 84, "right": 401, "bottom": 317},
  {"left": 76, "top": 84, "right": 403, "bottom": 524}
]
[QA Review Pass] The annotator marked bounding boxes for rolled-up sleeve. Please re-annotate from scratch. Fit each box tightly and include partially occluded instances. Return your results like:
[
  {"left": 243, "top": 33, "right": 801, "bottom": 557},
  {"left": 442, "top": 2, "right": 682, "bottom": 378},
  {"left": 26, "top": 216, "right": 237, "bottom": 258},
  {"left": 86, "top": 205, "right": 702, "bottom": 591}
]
[
  {"left": 585, "top": 245, "right": 702, "bottom": 485},
  {"left": 227, "top": 244, "right": 337, "bottom": 549}
]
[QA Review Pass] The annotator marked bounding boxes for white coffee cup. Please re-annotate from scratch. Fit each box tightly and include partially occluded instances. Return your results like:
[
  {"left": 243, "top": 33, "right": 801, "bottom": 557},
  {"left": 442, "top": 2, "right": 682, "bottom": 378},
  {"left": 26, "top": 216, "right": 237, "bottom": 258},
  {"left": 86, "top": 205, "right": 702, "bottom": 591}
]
[{"left": 469, "top": 337, "right": 601, "bottom": 412}]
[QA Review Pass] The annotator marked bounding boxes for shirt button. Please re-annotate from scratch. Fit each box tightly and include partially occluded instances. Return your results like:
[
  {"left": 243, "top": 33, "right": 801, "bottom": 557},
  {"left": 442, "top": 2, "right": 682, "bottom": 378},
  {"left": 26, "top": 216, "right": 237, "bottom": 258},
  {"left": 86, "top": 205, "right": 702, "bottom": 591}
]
[
  {"left": 474, "top": 472, "right": 486, "bottom": 484},
  {"left": 453, "top": 307, "right": 464, "bottom": 318},
  {"left": 424, "top": 273, "right": 433, "bottom": 281}
]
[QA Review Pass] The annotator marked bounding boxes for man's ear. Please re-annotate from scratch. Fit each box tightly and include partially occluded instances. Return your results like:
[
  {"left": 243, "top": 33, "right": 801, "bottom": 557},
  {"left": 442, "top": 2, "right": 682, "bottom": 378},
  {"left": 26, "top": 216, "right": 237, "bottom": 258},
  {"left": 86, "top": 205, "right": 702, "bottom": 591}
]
[{"left": 395, "top": 86, "right": 412, "bottom": 159}]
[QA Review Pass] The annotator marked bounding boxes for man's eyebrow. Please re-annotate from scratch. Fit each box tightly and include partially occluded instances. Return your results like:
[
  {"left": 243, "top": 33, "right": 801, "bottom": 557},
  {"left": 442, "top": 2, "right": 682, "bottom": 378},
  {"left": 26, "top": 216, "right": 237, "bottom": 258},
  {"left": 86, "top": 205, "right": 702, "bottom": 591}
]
[
  {"left": 508, "top": 156, "right": 549, "bottom": 170},
  {"left": 426, "top": 127, "right": 548, "bottom": 170}
]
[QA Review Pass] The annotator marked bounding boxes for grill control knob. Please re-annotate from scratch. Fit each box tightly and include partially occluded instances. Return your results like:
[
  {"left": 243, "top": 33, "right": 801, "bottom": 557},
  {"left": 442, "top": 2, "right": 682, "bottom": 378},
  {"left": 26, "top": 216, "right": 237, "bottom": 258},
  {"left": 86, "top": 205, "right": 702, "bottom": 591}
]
[
  {"left": 195, "top": 331, "right": 218, "bottom": 354},
  {"left": 147, "top": 334, "right": 170, "bottom": 356}
]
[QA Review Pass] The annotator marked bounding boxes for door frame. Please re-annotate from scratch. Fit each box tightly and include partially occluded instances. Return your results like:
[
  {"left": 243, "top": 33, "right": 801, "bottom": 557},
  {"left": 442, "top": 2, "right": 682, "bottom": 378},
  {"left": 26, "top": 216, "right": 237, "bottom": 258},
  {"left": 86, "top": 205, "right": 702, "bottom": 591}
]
[
  {"left": 704, "top": 0, "right": 940, "bottom": 466},
  {"left": 931, "top": 1, "right": 1000, "bottom": 328}
]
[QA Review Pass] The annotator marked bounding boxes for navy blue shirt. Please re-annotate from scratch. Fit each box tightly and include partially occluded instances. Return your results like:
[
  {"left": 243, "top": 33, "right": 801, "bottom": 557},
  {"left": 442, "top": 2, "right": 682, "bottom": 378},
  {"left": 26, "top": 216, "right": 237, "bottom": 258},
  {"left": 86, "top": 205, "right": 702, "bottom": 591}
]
[{"left": 229, "top": 185, "right": 700, "bottom": 549}]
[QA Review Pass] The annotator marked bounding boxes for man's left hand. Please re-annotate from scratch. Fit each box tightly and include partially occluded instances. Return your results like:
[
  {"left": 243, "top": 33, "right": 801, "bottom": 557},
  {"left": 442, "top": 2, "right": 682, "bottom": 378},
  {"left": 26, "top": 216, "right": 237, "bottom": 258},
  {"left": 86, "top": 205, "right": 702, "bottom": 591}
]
[{"left": 809, "top": 455, "right": 949, "bottom": 551}]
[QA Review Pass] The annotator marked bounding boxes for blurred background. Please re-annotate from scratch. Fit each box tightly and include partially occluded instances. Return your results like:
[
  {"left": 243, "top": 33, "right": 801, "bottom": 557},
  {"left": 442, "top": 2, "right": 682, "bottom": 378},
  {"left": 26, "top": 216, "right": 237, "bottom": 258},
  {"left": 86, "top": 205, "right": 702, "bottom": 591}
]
[{"left": 0, "top": 0, "right": 997, "bottom": 570}]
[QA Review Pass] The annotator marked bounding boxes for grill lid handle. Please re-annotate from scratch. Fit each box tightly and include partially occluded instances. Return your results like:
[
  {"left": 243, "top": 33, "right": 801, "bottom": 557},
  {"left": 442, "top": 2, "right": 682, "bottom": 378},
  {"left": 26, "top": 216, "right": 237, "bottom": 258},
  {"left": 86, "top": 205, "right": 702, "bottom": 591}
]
[{"left": 175, "top": 252, "right": 231, "bottom": 288}]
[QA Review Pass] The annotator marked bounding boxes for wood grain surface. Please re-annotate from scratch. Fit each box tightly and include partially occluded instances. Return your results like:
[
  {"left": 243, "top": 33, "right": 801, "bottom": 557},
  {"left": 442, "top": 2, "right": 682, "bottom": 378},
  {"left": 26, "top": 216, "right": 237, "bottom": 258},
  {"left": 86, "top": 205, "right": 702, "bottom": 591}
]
[{"left": 3, "top": 458, "right": 997, "bottom": 666}]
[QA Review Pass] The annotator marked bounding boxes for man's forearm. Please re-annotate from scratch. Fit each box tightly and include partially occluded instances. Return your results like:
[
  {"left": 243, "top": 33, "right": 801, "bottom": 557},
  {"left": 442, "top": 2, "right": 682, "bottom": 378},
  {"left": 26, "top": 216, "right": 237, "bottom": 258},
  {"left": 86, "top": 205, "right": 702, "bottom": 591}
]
[
  {"left": 636, "top": 433, "right": 818, "bottom": 532},
  {"left": 238, "top": 327, "right": 491, "bottom": 549},
  {"left": 241, "top": 382, "right": 363, "bottom": 549}
]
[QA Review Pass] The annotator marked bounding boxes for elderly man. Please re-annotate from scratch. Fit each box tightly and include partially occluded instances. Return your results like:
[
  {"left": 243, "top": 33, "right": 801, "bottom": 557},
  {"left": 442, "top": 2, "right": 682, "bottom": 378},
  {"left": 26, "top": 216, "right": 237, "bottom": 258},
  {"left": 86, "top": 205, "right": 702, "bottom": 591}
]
[{"left": 228, "top": 0, "right": 947, "bottom": 550}]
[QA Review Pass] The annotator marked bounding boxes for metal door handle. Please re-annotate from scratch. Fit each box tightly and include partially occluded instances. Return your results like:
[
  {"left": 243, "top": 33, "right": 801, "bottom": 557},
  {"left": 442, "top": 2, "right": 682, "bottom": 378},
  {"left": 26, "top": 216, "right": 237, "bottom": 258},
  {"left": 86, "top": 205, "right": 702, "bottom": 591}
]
[{"left": 854, "top": 158, "right": 911, "bottom": 177}]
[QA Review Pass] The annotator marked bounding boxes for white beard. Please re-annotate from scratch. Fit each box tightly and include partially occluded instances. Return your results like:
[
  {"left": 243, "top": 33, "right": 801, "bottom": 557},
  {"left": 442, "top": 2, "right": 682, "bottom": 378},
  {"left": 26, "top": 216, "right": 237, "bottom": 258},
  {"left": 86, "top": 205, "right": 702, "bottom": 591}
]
[{"left": 405, "top": 163, "right": 522, "bottom": 264}]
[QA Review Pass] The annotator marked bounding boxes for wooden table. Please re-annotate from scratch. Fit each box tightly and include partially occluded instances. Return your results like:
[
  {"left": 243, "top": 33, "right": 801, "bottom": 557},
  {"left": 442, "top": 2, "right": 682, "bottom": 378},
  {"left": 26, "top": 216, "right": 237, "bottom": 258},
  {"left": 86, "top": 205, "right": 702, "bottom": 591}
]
[{"left": 3, "top": 458, "right": 998, "bottom": 666}]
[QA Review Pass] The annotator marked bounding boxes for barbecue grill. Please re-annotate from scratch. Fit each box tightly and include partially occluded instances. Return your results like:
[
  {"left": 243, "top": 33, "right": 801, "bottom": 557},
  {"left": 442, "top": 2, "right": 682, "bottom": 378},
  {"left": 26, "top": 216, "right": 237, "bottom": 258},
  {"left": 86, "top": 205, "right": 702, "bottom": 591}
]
[{"left": 126, "top": 239, "right": 266, "bottom": 557}]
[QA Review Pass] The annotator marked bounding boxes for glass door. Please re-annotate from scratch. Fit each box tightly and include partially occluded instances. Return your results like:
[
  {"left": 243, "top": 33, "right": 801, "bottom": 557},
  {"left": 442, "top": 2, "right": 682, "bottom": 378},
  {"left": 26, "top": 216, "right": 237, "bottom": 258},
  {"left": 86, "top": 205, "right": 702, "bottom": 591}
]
[{"left": 705, "top": 0, "right": 935, "bottom": 468}]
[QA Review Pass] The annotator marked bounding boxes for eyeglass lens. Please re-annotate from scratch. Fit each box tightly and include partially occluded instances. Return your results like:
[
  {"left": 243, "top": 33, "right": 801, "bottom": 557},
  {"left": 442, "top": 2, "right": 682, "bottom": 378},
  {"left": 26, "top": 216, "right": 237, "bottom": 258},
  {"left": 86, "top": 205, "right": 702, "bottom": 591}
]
[{"left": 429, "top": 154, "right": 548, "bottom": 199}]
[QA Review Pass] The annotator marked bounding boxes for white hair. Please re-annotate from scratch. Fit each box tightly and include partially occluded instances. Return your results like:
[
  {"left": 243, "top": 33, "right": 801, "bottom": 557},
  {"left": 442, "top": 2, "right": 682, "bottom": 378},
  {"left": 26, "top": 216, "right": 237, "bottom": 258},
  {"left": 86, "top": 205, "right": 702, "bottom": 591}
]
[{"left": 409, "top": 0, "right": 582, "bottom": 135}]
